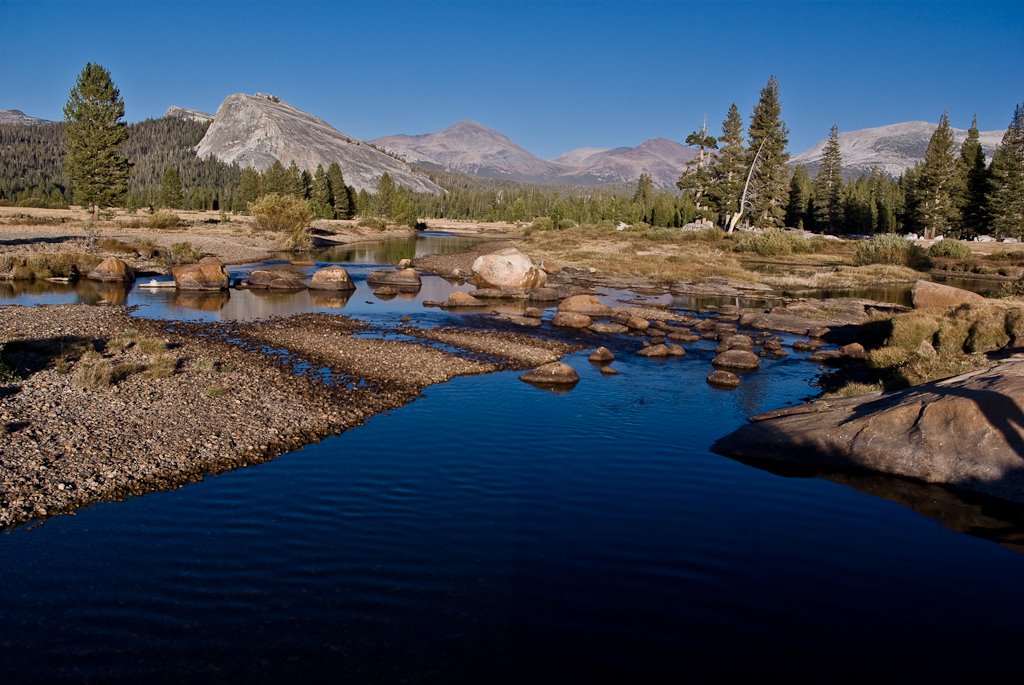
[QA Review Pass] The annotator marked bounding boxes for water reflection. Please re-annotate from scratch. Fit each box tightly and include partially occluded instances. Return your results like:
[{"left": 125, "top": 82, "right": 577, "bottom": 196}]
[
  {"left": 172, "top": 290, "right": 230, "bottom": 312},
  {"left": 309, "top": 291, "right": 351, "bottom": 309}
]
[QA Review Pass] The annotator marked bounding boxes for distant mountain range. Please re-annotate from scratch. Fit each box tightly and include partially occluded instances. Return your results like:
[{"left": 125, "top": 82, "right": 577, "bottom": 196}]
[
  {"left": 0, "top": 109, "right": 51, "bottom": 125},
  {"left": 791, "top": 121, "right": 1004, "bottom": 178},
  {"left": 6, "top": 96, "right": 1011, "bottom": 191},
  {"left": 372, "top": 121, "right": 696, "bottom": 188}
]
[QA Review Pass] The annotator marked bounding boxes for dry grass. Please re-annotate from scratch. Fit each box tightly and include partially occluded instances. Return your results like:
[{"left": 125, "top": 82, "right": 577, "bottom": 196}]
[
  {"left": 760, "top": 264, "right": 922, "bottom": 290},
  {"left": 0, "top": 253, "right": 102, "bottom": 280},
  {"left": 865, "top": 300, "right": 1024, "bottom": 387}
]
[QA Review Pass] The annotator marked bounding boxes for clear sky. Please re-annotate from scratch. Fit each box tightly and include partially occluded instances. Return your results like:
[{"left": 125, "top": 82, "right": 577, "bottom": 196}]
[{"left": 1, "top": 0, "right": 1021, "bottom": 158}]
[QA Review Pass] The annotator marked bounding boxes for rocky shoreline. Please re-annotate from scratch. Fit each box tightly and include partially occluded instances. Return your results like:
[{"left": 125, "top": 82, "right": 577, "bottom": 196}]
[{"left": 0, "top": 305, "right": 579, "bottom": 528}]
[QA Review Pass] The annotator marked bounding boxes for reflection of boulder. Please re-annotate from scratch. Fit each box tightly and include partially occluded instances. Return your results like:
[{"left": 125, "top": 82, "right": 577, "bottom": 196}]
[
  {"left": 87, "top": 257, "right": 135, "bottom": 283},
  {"left": 714, "top": 358, "right": 1024, "bottom": 505},
  {"left": 172, "top": 290, "right": 230, "bottom": 312},
  {"left": 84, "top": 280, "right": 130, "bottom": 305},
  {"left": 246, "top": 269, "right": 307, "bottom": 289},
  {"left": 310, "top": 290, "right": 352, "bottom": 309},
  {"left": 172, "top": 257, "right": 229, "bottom": 291},
  {"left": 472, "top": 248, "right": 547, "bottom": 290},
  {"left": 309, "top": 265, "right": 356, "bottom": 291}
]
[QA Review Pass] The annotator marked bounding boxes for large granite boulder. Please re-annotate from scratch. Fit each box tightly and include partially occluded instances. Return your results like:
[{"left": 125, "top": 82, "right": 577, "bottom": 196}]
[
  {"left": 87, "top": 257, "right": 134, "bottom": 283},
  {"left": 557, "top": 294, "right": 613, "bottom": 317},
  {"left": 912, "top": 280, "right": 985, "bottom": 309},
  {"left": 471, "top": 248, "right": 547, "bottom": 290},
  {"left": 713, "top": 359, "right": 1024, "bottom": 504},
  {"left": 712, "top": 349, "right": 760, "bottom": 370},
  {"left": 309, "top": 265, "right": 356, "bottom": 291},
  {"left": 367, "top": 268, "right": 422, "bottom": 289},
  {"left": 552, "top": 312, "right": 592, "bottom": 329},
  {"left": 246, "top": 269, "right": 306, "bottom": 289},
  {"left": 172, "top": 257, "right": 229, "bottom": 291}
]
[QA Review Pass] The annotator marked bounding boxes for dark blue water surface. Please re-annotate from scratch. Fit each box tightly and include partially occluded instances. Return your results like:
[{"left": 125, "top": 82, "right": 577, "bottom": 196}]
[{"left": 3, "top": 237, "right": 1024, "bottom": 682}]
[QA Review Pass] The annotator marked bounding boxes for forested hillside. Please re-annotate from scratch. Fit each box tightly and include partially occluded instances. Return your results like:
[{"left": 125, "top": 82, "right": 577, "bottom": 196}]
[{"left": 0, "top": 118, "right": 241, "bottom": 210}]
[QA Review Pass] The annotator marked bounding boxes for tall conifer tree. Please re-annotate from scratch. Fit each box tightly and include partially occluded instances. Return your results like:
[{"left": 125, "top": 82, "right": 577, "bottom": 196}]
[
  {"left": 988, "top": 103, "right": 1024, "bottom": 237},
  {"left": 327, "top": 162, "right": 352, "bottom": 219},
  {"left": 62, "top": 62, "right": 130, "bottom": 221},
  {"left": 707, "top": 104, "right": 746, "bottom": 231},
  {"left": 958, "top": 115, "right": 991, "bottom": 234},
  {"left": 745, "top": 76, "right": 790, "bottom": 227},
  {"left": 812, "top": 125, "right": 844, "bottom": 231},
  {"left": 915, "top": 112, "right": 960, "bottom": 239},
  {"left": 785, "top": 166, "right": 812, "bottom": 229},
  {"left": 160, "top": 167, "right": 184, "bottom": 209},
  {"left": 309, "top": 164, "right": 333, "bottom": 219}
]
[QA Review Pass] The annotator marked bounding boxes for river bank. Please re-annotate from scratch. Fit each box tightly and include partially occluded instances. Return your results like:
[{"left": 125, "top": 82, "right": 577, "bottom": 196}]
[{"left": 0, "top": 304, "right": 576, "bottom": 528}]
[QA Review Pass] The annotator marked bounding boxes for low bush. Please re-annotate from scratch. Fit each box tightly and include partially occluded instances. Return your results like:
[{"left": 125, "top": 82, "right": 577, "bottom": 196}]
[
  {"left": 160, "top": 242, "right": 202, "bottom": 267},
  {"left": 146, "top": 210, "right": 183, "bottom": 229},
  {"left": 356, "top": 217, "right": 387, "bottom": 230},
  {"left": 928, "top": 239, "right": 972, "bottom": 260},
  {"left": 250, "top": 193, "right": 313, "bottom": 250},
  {"left": 854, "top": 233, "right": 930, "bottom": 269},
  {"left": 732, "top": 229, "right": 812, "bottom": 257}
]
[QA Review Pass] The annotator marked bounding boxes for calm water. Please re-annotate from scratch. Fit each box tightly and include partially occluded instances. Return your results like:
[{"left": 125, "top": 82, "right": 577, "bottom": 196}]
[{"left": 3, "top": 235, "right": 1024, "bottom": 681}]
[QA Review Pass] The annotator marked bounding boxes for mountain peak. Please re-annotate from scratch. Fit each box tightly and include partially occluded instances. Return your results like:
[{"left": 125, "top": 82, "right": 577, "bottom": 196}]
[
  {"left": 164, "top": 105, "right": 214, "bottom": 123},
  {"left": 194, "top": 93, "right": 442, "bottom": 194},
  {"left": 0, "top": 109, "right": 51, "bottom": 125}
]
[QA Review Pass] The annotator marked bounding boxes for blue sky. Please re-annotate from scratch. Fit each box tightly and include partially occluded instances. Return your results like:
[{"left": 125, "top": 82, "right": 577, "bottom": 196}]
[{"left": 1, "top": 0, "right": 1021, "bottom": 158}]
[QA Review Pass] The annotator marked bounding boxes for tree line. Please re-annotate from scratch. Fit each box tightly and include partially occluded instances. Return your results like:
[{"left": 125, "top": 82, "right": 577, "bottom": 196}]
[{"left": 676, "top": 77, "right": 1024, "bottom": 238}]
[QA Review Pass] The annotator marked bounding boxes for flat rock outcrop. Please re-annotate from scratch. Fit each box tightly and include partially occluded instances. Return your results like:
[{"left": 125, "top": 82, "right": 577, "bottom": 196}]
[
  {"left": 172, "top": 257, "right": 229, "bottom": 291},
  {"left": 87, "top": 257, "right": 134, "bottom": 283},
  {"left": 713, "top": 359, "right": 1024, "bottom": 504},
  {"left": 471, "top": 248, "right": 547, "bottom": 290},
  {"left": 309, "top": 265, "right": 356, "bottom": 291},
  {"left": 246, "top": 269, "right": 306, "bottom": 289},
  {"left": 558, "top": 294, "right": 612, "bottom": 317},
  {"left": 912, "top": 280, "right": 985, "bottom": 309}
]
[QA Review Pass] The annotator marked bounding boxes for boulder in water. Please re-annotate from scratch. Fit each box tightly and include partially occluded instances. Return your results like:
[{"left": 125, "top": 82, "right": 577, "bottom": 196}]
[
  {"left": 172, "top": 257, "right": 229, "bottom": 291},
  {"left": 87, "top": 257, "right": 134, "bottom": 283},
  {"left": 471, "top": 247, "right": 547, "bottom": 290},
  {"left": 309, "top": 265, "right": 356, "bottom": 291}
]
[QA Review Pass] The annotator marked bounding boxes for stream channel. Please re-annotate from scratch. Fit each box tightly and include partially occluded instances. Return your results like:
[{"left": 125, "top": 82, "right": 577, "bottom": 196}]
[{"left": 2, "top": 233, "right": 1024, "bottom": 681}]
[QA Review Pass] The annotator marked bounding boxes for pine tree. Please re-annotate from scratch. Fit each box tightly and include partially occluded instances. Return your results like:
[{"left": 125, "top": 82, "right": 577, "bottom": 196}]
[
  {"left": 785, "top": 166, "right": 812, "bottom": 229},
  {"left": 309, "top": 164, "right": 332, "bottom": 218},
  {"left": 812, "top": 125, "right": 844, "bottom": 231},
  {"left": 633, "top": 173, "right": 655, "bottom": 222},
  {"left": 958, "top": 115, "right": 991, "bottom": 235},
  {"left": 988, "top": 103, "right": 1024, "bottom": 238},
  {"left": 287, "top": 161, "right": 305, "bottom": 199},
  {"left": 327, "top": 162, "right": 351, "bottom": 219},
  {"left": 677, "top": 118, "right": 718, "bottom": 220},
  {"left": 160, "top": 167, "right": 184, "bottom": 208},
  {"left": 262, "top": 161, "right": 291, "bottom": 195},
  {"left": 745, "top": 76, "right": 790, "bottom": 228},
  {"left": 62, "top": 63, "right": 130, "bottom": 221},
  {"left": 707, "top": 104, "right": 746, "bottom": 231},
  {"left": 915, "top": 112, "right": 961, "bottom": 239},
  {"left": 375, "top": 172, "right": 396, "bottom": 218},
  {"left": 238, "top": 168, "right": 261, "bottom": 210}
]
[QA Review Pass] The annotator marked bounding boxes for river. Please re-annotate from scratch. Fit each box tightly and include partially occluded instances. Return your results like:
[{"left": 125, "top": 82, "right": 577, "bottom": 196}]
[{"left": 2, "top": 234, "right": 1023, "bottom": 681}]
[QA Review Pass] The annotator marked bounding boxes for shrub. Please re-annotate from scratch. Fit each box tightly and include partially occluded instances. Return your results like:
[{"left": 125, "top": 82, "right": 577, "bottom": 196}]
[
  {"left": 0, "top": 253, "right": 101, "bottom": 280},
  {"left": 732, "top": 229, "right": 810, "bottom": 257},
  {"left": 73, "top": 352, "right": 120, "bottom": 389},
  {"left": 678, "top": 227, "right": 724, "bottom": 242},
  {"left": 146, "top": 210, "right": 183, "bottom": 229},
  {"left": 854, "top": 234, "right": 930, "bottom": 269},
  {"left": 525, "top": 217, "right": 555, "bottom": 232},
  {"left": 143, "top": 352, "right": 178, "bottom": 379},
  {"left": 823, "top": 381, "right": 883, "bottom": 398},
  {"left": 928, "top": 239, "right": 972, "bottom": 260},
  {"left": 250, "top": 193, "right": 313, "bottom": 250},
  {"left": 356, "top": 217, "right": 387, "bottom": 230},
  {"left": 160, "top": 242, "right": 202, "bottom": 267}
]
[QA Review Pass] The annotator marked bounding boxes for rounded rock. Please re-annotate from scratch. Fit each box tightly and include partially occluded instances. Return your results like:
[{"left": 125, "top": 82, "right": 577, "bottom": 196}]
[
  {"left": 309, "top": 265, "right": 356, "bottom": 291},
  {"left": 520, "top": 362, "right": 580, "bottom": 386},
  {"left": 712, "top": 349, "right": 761, "bottom": 370},
  {"left": 707, "top": 369, "right": 741, "bottom": 388},
  {"left": 552, "top": 311, "right": 592, "bottom": 329},
  {"left": 589, "top": 346, "right": 615, "bottom": 363}
]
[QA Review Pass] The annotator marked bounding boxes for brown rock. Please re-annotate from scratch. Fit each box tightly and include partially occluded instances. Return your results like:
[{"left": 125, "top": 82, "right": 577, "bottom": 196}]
[
  {"left": 495, "top": 314, "right": 542, "bottom": 327},
  {"left": 626, "top": 316, "right": 650, "bottom": 331},
  {"left": 367, "top": 268, "right": 422, "bottom": 289},
  {"left": 912, "top": 280, "right": 985, "bottom": 309},
  {"left": 523, "top": 307, "right": 543, "bottom": 319},
  {"left": 397, "top": 258, "right": 413, "bottom": 269},
  {"left": 600, "top": 365, "right": 619, "bottom": 375},
  {"left": 444, "top": 291, "right": 486, "bottom": 308},
  {"left": 667, "top": 330, "right": 700, "bottom": 343},
  {"left": 173, "top": 257, "right": 229, "bottom": 291},
  {"left": 589, "top": 322, "right": 629, "bottom": 334},
  {"left": 712, "top": 349, "right": 761, "bottom": 370},
  {"left": 589, "top": 346, "right": 615, "bottom": 362},
  {"left": 716, "top": 334, "right": 754, "bottom": 352},
  {"left": 713, "top": 359, "right": 1024, "bottom": 504},
  {"left": 520, "top": 361, "right": 580, "bottom": 386},
  {"left": 552, "top": 311, "right": 592, "bottom": 329},
  {"left": 247, "top": 269, "right": 306, "bottom": 289},
  {"left": 707, "top": 369, "right": 740, "bottom": 388},
  {"left": 309, "top": 265, "right": 356, "bottom": 291},
  {"left": 840, "top": 342, "right": 867, "bottom": 359},
  {"left": 558, "top": 295, "right": 613, "bottom": 317},
  {"left": 528, "top": 287, "right": 560, "bottom": 302},
  {"left": 792, "top": 339, "right": 826, "bottom": 351},
  {"left": 87, "top": 257, "right": 134, "bottom": 283},
  {"left": 637, "top": 344, "right": 685, "bottom": 358}
]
